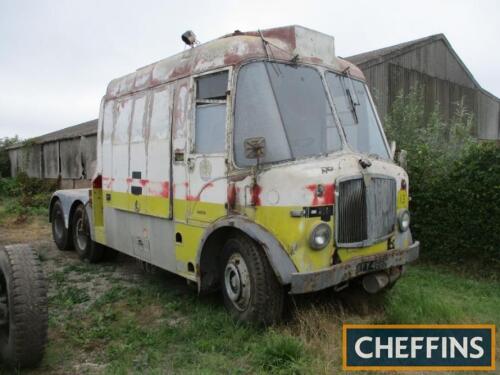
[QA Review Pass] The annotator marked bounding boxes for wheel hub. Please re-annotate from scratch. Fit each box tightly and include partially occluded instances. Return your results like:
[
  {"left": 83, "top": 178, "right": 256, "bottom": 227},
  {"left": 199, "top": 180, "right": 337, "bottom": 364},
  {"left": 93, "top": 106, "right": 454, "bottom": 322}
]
[
  {"left": 224, "top": 253, "right": 250, "bottom": 311},
  {"left": 225, "top": 263, "right": 242, "bottom": 300},
  {"left": 76, "top": 217, "right": 88, "bottom": 250}
]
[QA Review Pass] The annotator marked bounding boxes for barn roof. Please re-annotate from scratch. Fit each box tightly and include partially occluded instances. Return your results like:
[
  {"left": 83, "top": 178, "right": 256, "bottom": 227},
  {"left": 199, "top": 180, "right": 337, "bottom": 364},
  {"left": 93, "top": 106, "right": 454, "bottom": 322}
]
[
  {"left": 7, "top": 119, "right": 98, "bottom": 150},
  {"left": 345, "top": 34, "right": 499, "bottom": 101}
]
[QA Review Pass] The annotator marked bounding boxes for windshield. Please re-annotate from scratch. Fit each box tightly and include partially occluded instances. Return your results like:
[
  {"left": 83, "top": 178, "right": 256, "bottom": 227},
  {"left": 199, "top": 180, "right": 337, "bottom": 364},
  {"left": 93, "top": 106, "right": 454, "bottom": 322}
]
[
  {"left": 234, "top": 62, "right": 342, "bottom": 166},
  {"left": 325, "top": 72, "right": 389, "bottom": 158}
]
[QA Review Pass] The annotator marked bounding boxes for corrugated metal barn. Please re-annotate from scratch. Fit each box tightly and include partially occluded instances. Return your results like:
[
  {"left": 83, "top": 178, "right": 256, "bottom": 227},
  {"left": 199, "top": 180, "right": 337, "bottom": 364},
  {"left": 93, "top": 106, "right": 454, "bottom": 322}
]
[
  {"left": 346, "top": 34, "right": 500, "bottom": 140},
  {"left": 6, "top": 33, "right": 500, "bottom": 183},
  {"left": 7, "top": 119, "right": 98, "bottom": 188}
]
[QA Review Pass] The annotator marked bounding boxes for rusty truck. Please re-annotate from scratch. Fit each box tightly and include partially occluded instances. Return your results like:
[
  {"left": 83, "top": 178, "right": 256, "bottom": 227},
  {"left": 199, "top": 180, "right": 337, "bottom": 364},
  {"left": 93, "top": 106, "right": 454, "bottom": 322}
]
[{"left": 49, "top": 25, "right": 419, "bottom": 324}]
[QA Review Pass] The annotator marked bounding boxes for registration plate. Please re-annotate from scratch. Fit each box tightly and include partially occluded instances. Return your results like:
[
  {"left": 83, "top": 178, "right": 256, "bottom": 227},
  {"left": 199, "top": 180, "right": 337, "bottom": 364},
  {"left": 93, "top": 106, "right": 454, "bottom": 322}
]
[{"left": 356, "top": 256, "right": 387, "bottom": 274}]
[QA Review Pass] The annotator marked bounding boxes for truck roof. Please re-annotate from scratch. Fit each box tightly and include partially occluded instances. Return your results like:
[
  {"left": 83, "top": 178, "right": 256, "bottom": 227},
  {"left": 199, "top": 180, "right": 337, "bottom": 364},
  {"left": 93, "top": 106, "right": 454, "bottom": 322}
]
[{"left": 105, "top": 25, "right": 364, "bottom": 100}]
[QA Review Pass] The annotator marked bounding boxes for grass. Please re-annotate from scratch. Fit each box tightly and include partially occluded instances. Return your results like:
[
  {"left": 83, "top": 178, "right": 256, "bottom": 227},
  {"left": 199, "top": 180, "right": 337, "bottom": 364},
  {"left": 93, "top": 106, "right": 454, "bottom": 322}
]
[
  {"left": 384, "top": 266, "right": 500, "bottom": 325},
  {"left": 27, "top": 262, "right": 499, "bottom": 374},
  {"left": 0, "top": 195, "right": 498, "bottom": 374}
]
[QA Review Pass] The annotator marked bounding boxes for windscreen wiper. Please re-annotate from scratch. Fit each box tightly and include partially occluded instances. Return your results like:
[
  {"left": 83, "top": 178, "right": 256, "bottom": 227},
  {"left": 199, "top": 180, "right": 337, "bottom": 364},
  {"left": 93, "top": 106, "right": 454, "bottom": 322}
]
[{"left": 346, "top": 88, "right": 359, "bottom": 124}]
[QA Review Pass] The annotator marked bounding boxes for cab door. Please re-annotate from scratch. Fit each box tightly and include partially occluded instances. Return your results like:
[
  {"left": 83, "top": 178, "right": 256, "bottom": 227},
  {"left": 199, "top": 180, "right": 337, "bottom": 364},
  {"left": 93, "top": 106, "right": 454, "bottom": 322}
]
[{"left": 186, "top": 69, "right": 230, "bottom": 224}]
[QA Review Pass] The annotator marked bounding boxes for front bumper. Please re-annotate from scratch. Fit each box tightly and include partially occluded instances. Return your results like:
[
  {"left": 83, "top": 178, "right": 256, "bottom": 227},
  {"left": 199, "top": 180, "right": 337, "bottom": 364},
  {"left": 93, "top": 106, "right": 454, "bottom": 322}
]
[{"left": 289, "top": 241, "right": 419, "bottom": 294}]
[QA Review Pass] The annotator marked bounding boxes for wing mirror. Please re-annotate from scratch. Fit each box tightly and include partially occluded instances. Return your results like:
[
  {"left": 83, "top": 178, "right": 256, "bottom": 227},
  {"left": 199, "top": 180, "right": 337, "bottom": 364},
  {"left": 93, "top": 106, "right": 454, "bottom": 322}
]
[
  {"left": 390, "top": 140, "right": 408, "bottom": 170},
  {"left": 390, "top": 140, "right": 396, "bottom": 160},
  {"left": 398, "top": 149, "right": 408, "bottom": 170},
  {"left": 244, "top": 137, "right": 266, "bottom": 160}
]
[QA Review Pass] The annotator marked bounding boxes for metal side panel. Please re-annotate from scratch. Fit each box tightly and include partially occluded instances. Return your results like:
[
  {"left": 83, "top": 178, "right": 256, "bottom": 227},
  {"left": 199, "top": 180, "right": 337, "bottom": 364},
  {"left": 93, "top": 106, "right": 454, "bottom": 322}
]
[{"left": 103, "top": 207, "right": 176, "bottom": 273}]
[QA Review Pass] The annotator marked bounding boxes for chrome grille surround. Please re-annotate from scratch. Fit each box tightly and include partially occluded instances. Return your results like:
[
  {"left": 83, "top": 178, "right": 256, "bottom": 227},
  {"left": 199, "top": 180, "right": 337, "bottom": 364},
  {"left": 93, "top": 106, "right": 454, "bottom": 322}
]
[{"left": 336, "top": 174, "right": 397, "bottom": 247}]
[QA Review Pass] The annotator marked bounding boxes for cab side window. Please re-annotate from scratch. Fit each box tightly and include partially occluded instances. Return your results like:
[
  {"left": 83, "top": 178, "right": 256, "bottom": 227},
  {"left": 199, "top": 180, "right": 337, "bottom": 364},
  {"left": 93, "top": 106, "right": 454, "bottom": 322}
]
[{"left": 194, "top": 71, "right": 228, "bottom": 154}]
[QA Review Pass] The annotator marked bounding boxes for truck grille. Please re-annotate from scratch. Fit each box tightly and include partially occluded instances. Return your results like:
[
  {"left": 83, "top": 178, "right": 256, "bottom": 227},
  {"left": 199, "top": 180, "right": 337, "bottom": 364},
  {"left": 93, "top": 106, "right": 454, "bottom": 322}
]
[{"left": 337, "top": 176, "right": 396, "bottom": 246}]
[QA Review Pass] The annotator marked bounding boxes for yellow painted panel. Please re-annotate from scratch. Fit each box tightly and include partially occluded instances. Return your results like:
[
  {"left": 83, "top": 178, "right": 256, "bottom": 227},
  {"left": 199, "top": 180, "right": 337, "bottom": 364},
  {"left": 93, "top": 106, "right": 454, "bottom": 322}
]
[
  {"left": 94, "top": 226, "right": 106, "bottom": 245},
  {"left": 148, "top": 195, "right": 170, "bottom": 217},
  {"left": 91, "top": 189, "right": 104, "bottom": 226},
  {"left": 337, "top": 240, "right": 388, "bottom": 262},
  {"left": 173, "top": 199, "right": 188, "bottom": 222},
  {"left": 188, "top": 200, "right": 226, "bottom": 223},
  {"left": 397, "top": 189, "right": 409, "bottom": 209},
  {"left": 254, "top": 205, "right": 335, "bottom": 273},
  {"left": 100, "top": 190, "right": 390, "bottom": 274},
  {"left": 174, "top": 222, "right": 205, "bottom": 280},
  {"left": 103, "top": 190, "right": 170, "bottom": 219},
  {"left": 103, "top": 190, "right": 128, "bottom": 210}
]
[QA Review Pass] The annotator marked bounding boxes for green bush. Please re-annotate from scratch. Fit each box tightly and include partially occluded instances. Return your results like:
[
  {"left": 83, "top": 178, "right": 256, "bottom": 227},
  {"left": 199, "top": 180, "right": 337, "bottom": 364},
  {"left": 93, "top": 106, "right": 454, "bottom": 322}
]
[
  {"left": 412, "top": 143, "right": 500, "bottom": 270},
  {"left": 385, "top": 87, "right": 499, "bottom": 274},
  {"left": 0, "top": 172, "right": 56, "bottom": 217},
  {"left": 0, "top": 177, "right": 20, "bottom": 196}
]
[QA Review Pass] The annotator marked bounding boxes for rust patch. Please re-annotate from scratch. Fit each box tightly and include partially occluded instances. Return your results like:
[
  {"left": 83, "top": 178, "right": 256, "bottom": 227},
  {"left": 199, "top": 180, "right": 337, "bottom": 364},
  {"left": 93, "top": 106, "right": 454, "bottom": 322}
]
[
  {"left": 227, "top": 183, "right": 236, "bottom": 209},
  {"left": 160, "top": 181, "right": 170, "bottom": 198},
  {"left": 243, "top": 27, "right": 296, "bottom": 49},
  {"left": 307, "top": 183, "right": 335, "bottom": 206},
  {"left": 223, "top": 52, "right": 242, "bottom": 66},
  {"left": 169, "top": 63, "right": 192, "bottom": 82},
  {"left": 308, "top": 56, "right": 324, "bottom": 65},
  {"left": 187, "top": 182, "right": 214, "bottom": 202},
  {"left": 251, "top": 184, "right": 262, "bottom": 206}
]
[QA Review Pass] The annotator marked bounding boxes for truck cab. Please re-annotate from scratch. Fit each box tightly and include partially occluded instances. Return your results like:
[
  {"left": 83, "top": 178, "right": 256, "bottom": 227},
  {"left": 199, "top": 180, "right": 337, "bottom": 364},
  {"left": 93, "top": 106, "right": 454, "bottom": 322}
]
[{"left": 50, "top": 25, "right": 419, "bottom": 324}]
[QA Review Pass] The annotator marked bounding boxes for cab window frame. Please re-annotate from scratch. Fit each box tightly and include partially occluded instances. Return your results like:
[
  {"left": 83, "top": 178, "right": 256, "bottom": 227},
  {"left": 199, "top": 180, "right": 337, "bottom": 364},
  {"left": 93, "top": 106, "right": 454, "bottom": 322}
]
[{"left": 191, "top": 68, "right": 230, "bottom": 156}]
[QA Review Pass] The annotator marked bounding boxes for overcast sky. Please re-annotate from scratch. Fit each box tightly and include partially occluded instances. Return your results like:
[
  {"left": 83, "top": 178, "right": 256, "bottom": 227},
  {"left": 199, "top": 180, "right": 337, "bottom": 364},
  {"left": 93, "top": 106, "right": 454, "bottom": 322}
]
[{"left": 1, "top": 0, "right": 499, "bottom": 139}]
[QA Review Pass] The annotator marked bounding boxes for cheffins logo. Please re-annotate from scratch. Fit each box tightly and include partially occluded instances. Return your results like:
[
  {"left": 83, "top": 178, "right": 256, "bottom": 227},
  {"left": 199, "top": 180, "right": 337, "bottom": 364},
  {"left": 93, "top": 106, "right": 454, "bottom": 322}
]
[{"left": 343, "top": 324, "right": 495, "bottom": 371}]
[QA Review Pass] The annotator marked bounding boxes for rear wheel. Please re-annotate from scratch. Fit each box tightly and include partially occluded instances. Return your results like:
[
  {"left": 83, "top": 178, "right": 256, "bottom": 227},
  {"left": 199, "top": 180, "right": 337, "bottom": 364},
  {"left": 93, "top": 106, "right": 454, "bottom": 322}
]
[
  {"left": 51, "top": 200, "right": 73, "bottom": 251},
  {"left": 0, "top": 244, "right": 48, "bottom": 368},
  {"left": 71, "top": 204, "right": 103, "bottom": 263},
  {"left": 221, "top": 235, "right": 284, "bottom": 325}
]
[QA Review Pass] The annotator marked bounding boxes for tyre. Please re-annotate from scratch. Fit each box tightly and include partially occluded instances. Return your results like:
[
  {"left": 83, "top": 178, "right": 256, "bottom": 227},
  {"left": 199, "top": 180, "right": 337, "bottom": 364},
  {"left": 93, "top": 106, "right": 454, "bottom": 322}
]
[
  {"left": 71, "top": 204, "right": 103, "bottom": 263},
  {"left": 0, "top": 244, "right": 48, "bottom": 368},
  {"left": 51, "top": 200, "right": 73, "bottom": 251},
  {"left": 221, "top": 235, "right": 284, "bottom": 325}
]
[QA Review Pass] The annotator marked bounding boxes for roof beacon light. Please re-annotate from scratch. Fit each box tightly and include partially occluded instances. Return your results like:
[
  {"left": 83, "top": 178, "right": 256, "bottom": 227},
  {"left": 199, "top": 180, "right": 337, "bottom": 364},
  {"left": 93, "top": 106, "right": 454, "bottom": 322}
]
[{"left": 182, "top": 31, "right": 198, "bottom": 47}]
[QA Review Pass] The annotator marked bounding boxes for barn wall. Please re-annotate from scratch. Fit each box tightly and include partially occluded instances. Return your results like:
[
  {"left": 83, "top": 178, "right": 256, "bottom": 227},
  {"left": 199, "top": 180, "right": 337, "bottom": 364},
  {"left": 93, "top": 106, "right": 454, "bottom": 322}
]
[
  {"left": 16, "top": 144, "right": 42, "bottom": 178},
  {"left": 81, "top": 135, "right": 97, "bottom": 179},
  {"left": 477, "top": 93, "right": 500, "bottom": 140},
  {"left": 42, "top": 141, "right": 59, "bottom": 178},
  {"left": 387, "top": 64, "right": 477, "bottom": 128},
  {"left": 7, "top": 134, "right": 97, "bottom": 186},
  {"left": 389, "top": 40, "right": 475, "bottom": 88},
  {"left": 8, "top": 149, "right": 18, "bottom": 177},
  {"left": 363, "top": 64, "right": 389, "bottom": 121},
  {"left": 360, "top": 40, "right": 499, "bottom": 139},
  {"left": 60, "top": 138, "right": 82, "bottom": 179}
]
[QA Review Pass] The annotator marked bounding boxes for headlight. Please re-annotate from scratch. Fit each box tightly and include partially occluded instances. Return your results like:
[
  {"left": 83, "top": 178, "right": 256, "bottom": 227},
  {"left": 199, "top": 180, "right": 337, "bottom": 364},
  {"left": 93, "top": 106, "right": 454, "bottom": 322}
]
[
  {"left": 309, "top": 223, "right": 332, "bottom": 250},
  {"left": 398, "top": 210, "right": 410, "bottom": 232}
]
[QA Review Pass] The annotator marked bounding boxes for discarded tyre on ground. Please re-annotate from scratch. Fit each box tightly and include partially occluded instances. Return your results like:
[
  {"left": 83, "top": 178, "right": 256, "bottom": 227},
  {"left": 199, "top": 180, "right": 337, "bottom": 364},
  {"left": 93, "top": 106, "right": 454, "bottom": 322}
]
[{"left": 0, "top": 244, "right": 48, "bottom": 368}]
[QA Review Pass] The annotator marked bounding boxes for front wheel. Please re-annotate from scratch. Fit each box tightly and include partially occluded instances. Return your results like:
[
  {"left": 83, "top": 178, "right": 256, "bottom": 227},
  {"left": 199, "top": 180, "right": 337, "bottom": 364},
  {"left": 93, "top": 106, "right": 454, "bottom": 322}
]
[
  {"left": 221, "top": 235, "right": 284, "bottom": 325},
  {"left": 71, "top": 204, "right": 103, "bottom": 263}
]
